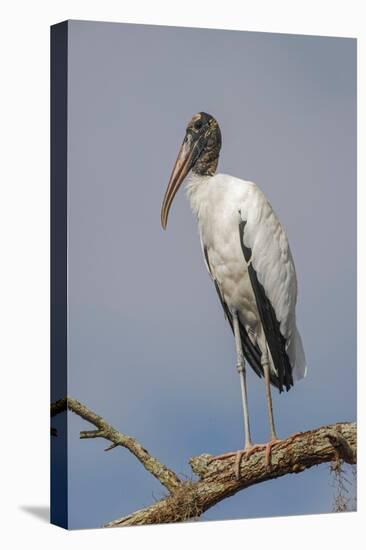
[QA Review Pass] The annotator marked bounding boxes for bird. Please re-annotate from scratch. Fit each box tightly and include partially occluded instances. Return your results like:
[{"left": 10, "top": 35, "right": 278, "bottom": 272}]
[{"left": 161, "top": 112, "right": 306, "bottom": 476}]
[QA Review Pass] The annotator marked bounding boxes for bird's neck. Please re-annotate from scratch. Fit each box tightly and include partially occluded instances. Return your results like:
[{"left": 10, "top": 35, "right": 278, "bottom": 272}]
[
  {"left": 186, "top": 172, "right": 213, "bottom": 219},
  {"left": 192, "top": 150, "right": 219, "bottom": 176}
]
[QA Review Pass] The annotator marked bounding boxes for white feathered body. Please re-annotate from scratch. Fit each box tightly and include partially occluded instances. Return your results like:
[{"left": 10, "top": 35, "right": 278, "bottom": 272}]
[{"left": 186, "top": 172, "right": 306, "bottom": 382}]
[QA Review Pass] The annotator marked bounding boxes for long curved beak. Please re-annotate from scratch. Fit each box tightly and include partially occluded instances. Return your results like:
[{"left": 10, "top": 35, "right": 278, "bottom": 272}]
[{"left": 161, "top": 133, "right": 204, "bottom": 229}]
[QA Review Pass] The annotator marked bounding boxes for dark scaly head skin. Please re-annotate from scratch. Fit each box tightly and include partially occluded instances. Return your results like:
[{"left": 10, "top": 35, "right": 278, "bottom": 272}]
[
  {"left": 161, "top": 112, "right": 222, "bottom": 228},
  {"left": 186, "top": 112, "right": 222, "bottom": 176}
]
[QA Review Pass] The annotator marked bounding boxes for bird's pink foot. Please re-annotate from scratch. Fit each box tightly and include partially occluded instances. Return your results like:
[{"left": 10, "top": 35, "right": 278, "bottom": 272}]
[
  {"left": 208, "top": 433, "right": 303, "bottom": 480},
  {"left": 263, "top": 438, "right": 283, "bottom": 467},
  {"left": 208, "top": 443, "right": 271, "bottom": 480},
  {"left": 260, "top": 432, "right": 303, "bottom": 466},
  {"left": 234, "top": 444, "right": 274, "bottom": 479}
]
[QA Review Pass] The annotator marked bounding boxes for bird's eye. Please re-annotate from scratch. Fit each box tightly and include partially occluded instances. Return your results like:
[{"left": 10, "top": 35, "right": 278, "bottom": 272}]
[{"left": 194, "top": 120, "right": 203, "bottom": 130}]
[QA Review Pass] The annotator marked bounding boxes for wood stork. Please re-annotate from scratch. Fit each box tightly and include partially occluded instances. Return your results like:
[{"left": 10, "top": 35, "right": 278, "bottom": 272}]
[{"left": 161, "top": 112, "right": 306, "bottom": 475}]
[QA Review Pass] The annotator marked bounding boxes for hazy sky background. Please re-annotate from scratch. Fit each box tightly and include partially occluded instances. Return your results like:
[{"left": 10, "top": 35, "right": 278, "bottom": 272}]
[{"left": 55, "top": 20, "right": 356, "bottom": 529}]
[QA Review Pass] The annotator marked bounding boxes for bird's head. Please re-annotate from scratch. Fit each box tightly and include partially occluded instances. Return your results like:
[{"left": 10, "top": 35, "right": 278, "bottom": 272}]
[{"left": 161, "top": 112, "right": 221, "bottom": 229}]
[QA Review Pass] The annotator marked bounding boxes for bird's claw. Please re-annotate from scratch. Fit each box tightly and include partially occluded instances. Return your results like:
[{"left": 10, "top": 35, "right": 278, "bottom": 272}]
[
  {"left": 208, "top": 435, "right": 300, "bottom": 480},
  {"left": 208, "top": 443, "right": 273, "bottom": 480}
]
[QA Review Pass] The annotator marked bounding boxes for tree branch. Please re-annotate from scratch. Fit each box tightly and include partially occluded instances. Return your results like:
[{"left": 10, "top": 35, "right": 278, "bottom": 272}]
[
  {"left": 51, "top": 396, "right": 356, "bottom": 527},
  {"left": 51, "top": 397, "right": 181, "bottom": 493}
]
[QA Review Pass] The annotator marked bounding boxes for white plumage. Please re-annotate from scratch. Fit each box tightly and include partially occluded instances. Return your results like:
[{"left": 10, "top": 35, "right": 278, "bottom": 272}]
[{"left": 186, "top": 172, "right": 306, "bottom": 383}]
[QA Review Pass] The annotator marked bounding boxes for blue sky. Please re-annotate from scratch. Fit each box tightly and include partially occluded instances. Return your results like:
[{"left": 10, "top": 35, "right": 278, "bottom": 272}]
[{"left": 59, "top": 20, "right": 356, "bottom": 528}]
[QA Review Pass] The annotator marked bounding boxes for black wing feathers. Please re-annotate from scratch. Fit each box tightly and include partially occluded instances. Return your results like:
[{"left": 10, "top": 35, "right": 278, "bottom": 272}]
[{"left": 239, "top": 221, "right": 293, "bottom": 392}]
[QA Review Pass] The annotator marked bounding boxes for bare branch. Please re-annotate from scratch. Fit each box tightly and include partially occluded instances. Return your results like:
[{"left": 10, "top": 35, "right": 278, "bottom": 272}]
[
  {"left": 80, "top": 429, "right": 105, "bottom": 439},
  {"left": 104, "top": 443, "right": 119, "bottom": 452},
  {"left": 51, "top": 397, "right": 356, "bottom": 527},
  {"left": 51, "top": 396, "right": 181, "bottom": 493}
]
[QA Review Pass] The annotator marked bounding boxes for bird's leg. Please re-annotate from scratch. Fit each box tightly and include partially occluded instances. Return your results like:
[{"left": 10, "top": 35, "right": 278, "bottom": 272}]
[
  {"left": 208, "top": 310, "right": 265, "bottom": 479},
  {"left": 209, "top": 316, "right": 290, "bottom": 478},
  {"left": 261, "top": 345, "right": 283, "bottom": 465},
  {"left": 262, "top": 346, "right": 278, "bottom": 441},
  {"left": 209, "top": 341, "right": 303, "bottom": 476},
  {"left": 232, "top": 310, "right": 252, "bottom": 450},
  {"left": 210, "top": 346, "right": 286, "bottom": 476}
]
